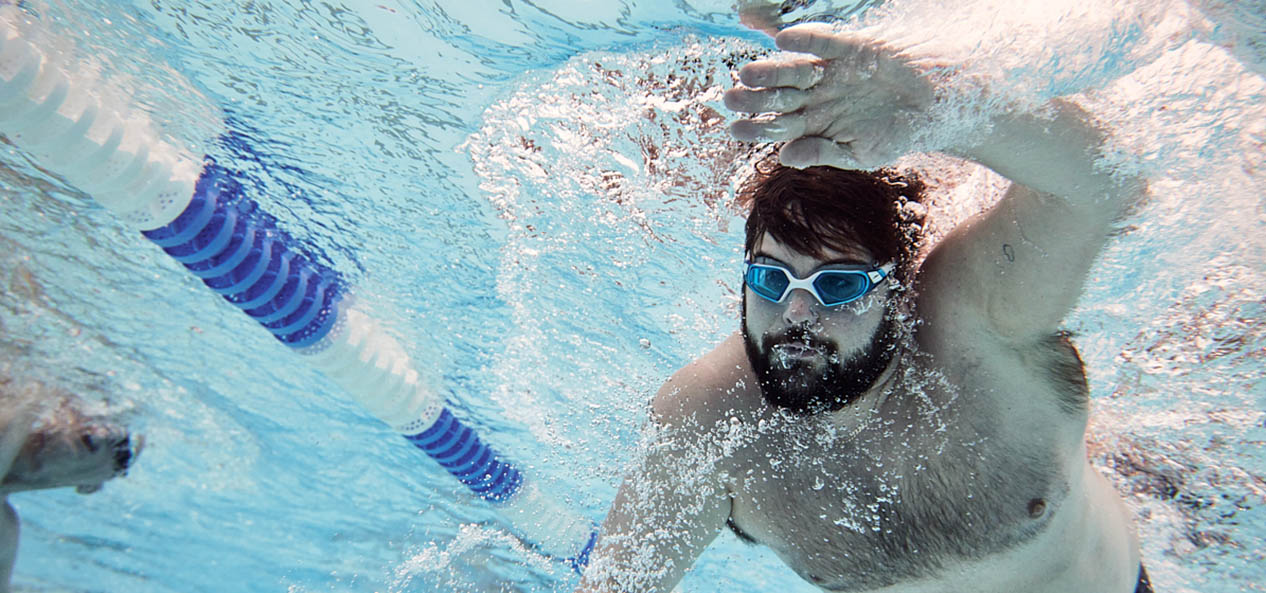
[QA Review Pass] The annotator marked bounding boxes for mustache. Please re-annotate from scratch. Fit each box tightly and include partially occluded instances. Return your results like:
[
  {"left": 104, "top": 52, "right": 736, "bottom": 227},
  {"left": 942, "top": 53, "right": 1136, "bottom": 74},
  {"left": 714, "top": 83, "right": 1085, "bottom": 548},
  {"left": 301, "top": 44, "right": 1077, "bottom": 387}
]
[{"left": 764, "top": 325, "right": 835, "bottom": 352}]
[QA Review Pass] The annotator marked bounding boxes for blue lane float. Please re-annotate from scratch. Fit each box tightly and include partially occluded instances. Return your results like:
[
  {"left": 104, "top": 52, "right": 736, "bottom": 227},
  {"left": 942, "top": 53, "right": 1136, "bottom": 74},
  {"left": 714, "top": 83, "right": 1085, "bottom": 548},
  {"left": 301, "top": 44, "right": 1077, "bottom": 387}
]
[
  {"left": 0, "top": 9, "right": 596, "bottom": 570},
  {"left": 405, "top": 407, "right": 524, "bottom": 502},
  {"left": 141, "top": 162, "right": 343, "bottom": 348},
  {"left": 143, "top": 158, "right": 529, "bottom": 504}
]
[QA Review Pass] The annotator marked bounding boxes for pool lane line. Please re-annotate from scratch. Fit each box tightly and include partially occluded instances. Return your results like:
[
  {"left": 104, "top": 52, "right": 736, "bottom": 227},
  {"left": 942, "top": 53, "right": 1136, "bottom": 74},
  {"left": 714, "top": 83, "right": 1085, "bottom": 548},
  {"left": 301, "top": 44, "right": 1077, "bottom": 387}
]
[{"left": 0, "top": 12, "right": 598, "bottom": 572}]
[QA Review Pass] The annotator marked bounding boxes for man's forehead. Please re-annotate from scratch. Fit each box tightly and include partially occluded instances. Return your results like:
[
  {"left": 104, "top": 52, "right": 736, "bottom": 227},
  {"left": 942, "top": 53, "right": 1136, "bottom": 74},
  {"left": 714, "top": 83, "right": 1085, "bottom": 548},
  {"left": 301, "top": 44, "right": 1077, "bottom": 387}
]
[{"left": 751, "top": 232, "right": 873, "bottom": 265}]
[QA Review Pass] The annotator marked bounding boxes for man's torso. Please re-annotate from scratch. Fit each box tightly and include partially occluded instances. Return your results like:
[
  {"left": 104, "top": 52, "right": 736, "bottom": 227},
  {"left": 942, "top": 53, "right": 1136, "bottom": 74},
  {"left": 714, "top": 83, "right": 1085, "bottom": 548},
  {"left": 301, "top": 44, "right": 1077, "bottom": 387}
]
[{"left": 684, "top": 331, "right": 1137, "bottom": 593}]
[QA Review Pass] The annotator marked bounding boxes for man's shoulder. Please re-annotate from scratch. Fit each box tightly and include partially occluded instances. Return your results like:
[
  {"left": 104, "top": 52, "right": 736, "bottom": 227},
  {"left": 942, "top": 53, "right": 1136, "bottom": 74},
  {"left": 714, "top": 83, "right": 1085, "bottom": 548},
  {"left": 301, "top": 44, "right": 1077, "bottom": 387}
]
[
  {"left": 651, "top": 333, "right": 760, "bottom": 430},
  {"left": 904, "top": 262, "right": 1092, "bottom": 445}
]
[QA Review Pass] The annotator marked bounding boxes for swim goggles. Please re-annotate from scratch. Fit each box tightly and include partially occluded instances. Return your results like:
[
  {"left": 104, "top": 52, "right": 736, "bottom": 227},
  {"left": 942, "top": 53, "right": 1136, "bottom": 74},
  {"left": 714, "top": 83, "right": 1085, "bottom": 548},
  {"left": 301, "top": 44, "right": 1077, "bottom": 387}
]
[{"left": 743, "top": 260, "right": 893, "bottom": 307}]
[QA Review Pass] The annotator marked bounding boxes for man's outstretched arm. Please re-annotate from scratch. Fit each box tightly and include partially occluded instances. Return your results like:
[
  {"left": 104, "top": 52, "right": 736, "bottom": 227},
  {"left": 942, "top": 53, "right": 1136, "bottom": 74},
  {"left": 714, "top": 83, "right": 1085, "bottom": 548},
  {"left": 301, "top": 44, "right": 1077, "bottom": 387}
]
[
  {"left": 577, "top": 370, "right": 733, "bottom": 593},
  {"left": 724, "top": 24, "right": 1142, "bottom": 341}
]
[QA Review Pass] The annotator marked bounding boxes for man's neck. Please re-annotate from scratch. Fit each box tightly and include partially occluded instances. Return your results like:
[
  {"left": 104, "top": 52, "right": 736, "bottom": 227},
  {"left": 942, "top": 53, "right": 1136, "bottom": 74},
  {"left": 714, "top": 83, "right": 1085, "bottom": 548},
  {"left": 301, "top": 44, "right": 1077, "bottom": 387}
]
[{"left": 821, "top": 344, "right": 903, "bottom": 438}]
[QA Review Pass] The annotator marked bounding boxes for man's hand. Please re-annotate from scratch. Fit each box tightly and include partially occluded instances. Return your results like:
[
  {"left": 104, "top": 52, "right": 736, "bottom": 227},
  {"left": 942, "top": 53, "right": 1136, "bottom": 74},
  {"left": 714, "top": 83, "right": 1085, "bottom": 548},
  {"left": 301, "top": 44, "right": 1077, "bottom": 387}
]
[{"left": 724, "top": 23, "right": 936, "bottom": 169}]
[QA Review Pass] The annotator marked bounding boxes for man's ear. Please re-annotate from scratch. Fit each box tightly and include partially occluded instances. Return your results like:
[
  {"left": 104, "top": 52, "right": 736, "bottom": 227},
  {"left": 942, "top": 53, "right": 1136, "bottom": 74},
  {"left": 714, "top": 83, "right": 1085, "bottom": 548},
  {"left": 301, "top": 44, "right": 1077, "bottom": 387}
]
[{"left": 0, "top": 399, "right": 40, "bottom": 481}]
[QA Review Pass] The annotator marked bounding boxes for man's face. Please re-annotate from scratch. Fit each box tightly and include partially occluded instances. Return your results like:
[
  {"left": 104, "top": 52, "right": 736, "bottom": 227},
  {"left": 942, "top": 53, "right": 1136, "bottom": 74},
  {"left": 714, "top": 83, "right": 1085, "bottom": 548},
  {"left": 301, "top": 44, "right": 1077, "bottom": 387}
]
[
  {"left": 1, "top": 405, "right": 137, "bottom": 495},
  {"left": 741, "top": 233, "right": 896, "bottom": 415}
]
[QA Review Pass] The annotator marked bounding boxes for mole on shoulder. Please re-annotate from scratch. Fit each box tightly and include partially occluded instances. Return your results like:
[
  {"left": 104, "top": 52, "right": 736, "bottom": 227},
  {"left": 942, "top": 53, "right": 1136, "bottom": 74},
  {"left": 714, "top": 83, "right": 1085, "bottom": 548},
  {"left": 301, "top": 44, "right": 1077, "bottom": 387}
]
[{"left": 1027, "top": 497, "right": 1047, "bottom": 518}]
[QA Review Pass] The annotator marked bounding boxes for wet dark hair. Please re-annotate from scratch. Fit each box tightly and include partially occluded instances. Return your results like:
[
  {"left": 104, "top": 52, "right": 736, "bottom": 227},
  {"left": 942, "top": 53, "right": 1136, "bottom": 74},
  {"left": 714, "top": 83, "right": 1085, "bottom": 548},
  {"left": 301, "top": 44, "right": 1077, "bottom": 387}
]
[{"left": 739, "top": 160, "right": 926, "bottom": 283}]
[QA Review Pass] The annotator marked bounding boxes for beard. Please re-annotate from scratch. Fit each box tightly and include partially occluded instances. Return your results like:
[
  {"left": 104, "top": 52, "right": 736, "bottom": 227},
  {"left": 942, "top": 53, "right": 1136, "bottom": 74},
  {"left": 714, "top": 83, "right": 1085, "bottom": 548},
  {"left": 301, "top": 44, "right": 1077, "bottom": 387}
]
[{"left": 742, "top": 295, "right": 898, "bottom": 416}]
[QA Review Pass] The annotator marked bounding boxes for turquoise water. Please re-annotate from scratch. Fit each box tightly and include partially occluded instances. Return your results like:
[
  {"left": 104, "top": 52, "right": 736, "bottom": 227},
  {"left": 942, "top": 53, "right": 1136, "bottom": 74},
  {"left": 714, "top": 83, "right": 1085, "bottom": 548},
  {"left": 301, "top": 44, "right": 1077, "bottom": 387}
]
[{"left": 1, "top": 0, "right": 1263, "bottom": 592}]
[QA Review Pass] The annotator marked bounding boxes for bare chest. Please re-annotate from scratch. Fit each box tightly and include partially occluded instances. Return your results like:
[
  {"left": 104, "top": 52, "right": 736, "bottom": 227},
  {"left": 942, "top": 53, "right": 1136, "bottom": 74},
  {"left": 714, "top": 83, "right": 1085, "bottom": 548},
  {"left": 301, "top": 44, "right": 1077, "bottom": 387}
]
[{"left": 725, "top": 378, "right": 1072, "bottom": 591}]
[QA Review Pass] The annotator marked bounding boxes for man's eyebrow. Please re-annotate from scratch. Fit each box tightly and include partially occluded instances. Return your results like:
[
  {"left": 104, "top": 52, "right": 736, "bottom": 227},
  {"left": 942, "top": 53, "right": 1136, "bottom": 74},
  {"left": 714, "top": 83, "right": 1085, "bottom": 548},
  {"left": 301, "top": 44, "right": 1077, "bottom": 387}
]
[
  {"left": 749, "top": 250, "right": 783, "bottom": 263},
  {"left": 820, "top": 257, "right": 872, "bottom": 267}
]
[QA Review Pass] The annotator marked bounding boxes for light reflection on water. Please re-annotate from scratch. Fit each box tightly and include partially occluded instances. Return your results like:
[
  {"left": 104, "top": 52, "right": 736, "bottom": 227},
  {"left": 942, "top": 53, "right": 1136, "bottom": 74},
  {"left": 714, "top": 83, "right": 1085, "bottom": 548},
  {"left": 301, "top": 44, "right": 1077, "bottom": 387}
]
[{"left": 0, "top": 1, "right": 1262, "bottom": 592}]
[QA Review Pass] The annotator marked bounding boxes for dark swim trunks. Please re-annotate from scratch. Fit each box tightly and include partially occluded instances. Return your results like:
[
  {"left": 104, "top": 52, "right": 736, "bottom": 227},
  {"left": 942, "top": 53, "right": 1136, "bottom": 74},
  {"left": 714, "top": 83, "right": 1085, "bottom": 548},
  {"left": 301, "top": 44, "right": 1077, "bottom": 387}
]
[{"left": 1136, "top": 565, "right": 1153, "bottom": 593}]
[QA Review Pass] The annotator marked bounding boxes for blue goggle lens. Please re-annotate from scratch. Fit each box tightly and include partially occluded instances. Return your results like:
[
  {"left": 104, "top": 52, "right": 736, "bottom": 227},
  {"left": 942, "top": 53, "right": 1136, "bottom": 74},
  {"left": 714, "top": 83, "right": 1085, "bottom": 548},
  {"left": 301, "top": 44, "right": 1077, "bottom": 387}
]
[
  {"left": 813, "top": 272, "right": 869, "bottom": 305},
  {"left": 745, "top": 265, "right": 790, "bottom": 302}
]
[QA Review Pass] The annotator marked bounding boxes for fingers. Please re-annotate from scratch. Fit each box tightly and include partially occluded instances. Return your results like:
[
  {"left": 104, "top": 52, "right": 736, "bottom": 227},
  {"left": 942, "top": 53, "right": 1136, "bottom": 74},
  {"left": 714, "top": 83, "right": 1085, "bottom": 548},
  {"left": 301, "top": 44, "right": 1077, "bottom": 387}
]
[
  {"left": 724, "top": 85, "right": 809, "bottom": 114},
  {"left": 729, "top": 113, "right": 808, "bottom": 143},
  {"left": 778, "top": 137, "right": 856, "bottom": 169},
  {"left": 736, "top": 0, "right": 782, "bottom": 37},
  {"left": 775, "top": 23, "right": 869, "bottom": 60},
  {"left": 738, "top": 58, "right": 825, "bottom": 90},
  {"left": 728, "top": 95, "right": 864, "bottom": 145}
]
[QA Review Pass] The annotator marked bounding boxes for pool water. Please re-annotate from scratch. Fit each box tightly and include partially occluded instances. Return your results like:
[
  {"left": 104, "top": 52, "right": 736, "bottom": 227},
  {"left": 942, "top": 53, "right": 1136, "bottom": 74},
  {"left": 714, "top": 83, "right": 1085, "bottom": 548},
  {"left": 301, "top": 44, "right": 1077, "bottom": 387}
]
[{"left": 0, "top": 0, "right": 1262, "bottom": 592}]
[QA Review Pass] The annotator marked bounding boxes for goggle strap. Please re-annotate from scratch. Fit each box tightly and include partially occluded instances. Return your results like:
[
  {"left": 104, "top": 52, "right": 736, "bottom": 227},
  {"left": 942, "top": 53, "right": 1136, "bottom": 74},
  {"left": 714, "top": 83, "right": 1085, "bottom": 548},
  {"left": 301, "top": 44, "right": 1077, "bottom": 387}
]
[{"left": 867, "top": 263, "right": 895, "bottom": 284}]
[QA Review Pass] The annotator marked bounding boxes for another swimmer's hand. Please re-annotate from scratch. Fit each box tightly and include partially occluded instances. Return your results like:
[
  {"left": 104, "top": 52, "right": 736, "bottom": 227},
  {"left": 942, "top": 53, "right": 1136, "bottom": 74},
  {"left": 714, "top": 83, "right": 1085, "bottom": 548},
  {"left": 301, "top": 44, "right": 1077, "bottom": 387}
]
[{"left": 724, "top": 23, "right": 937, "bottom": 169}]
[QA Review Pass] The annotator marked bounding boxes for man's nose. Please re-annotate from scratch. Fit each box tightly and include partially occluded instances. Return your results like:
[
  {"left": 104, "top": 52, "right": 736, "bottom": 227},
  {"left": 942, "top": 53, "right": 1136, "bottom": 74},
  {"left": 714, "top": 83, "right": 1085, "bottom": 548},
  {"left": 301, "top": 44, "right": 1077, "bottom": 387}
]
[{"left": 781, "top": 288, "right": 819, "bottom": 325}]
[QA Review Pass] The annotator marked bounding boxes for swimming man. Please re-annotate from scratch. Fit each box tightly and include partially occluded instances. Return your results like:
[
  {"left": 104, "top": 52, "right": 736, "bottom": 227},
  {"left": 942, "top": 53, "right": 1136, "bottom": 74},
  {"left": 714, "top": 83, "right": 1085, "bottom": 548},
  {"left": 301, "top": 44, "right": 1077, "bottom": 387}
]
[
  {"left": 577, "top": 24, "right": 1149, "bottom": 593},
  {"left": 1, "top": 377, "right": 140, "bottom": 592}
]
